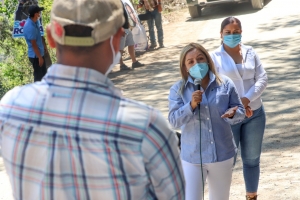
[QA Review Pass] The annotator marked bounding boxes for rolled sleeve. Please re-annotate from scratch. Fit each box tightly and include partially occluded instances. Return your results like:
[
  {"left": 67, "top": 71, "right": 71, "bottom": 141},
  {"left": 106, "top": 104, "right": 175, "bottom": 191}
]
[
  {"left": 142, "top": 109, "right": 185, "bottom": 200},
  {"left": 168, "top": 87, "right": 194, "bottom": 129}
]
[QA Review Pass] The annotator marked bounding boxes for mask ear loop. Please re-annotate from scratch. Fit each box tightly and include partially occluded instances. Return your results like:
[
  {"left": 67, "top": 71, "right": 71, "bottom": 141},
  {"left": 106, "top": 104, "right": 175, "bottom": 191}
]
[
  {"left": 104, "top": 36, "right": 120, "bottom": 76},
  {"left": 110, "top": 36, "right": 115, "bottom": 61}
]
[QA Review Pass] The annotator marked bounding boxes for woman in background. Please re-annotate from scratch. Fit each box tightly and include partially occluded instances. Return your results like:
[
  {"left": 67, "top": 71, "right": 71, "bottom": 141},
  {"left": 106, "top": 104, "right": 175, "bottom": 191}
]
[{"left": 210, "top": 17, "right": 268, "bottom": 200}]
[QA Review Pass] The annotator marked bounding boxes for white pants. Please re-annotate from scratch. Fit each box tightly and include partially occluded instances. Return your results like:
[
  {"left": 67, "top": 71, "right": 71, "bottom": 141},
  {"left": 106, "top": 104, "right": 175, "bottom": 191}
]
[{"left": 182, "top": 158, "right": 234, "bottom": 200}]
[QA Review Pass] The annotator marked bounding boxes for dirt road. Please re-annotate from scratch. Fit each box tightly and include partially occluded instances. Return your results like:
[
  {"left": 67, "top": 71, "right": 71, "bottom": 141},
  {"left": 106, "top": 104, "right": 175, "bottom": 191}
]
[{"left": 1, "top": 0, "right": 300, "bottom": 199}]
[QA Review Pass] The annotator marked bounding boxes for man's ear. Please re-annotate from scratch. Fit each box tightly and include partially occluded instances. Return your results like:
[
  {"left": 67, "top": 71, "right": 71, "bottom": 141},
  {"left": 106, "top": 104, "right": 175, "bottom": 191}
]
[
  {"left": 46, "top": 24, "right": 56, "bottom": 48},
  {"left": 112, "top": 27, "right": 124, "bottom": 53}
]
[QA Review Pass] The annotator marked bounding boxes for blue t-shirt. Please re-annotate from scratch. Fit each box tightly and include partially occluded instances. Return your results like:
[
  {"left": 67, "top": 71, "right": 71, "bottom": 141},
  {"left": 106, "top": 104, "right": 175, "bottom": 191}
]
[{"left": 23, "top": 18, "right": 44, "bottom": 58}]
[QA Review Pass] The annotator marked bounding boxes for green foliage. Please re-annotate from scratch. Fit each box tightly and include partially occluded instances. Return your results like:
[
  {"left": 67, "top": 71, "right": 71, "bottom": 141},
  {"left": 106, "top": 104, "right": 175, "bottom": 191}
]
[
  {"left": 0, "top": 0, "right": 55, "bottom": 98},
  {"left": 131, "top": 0, "right": 140, "bottom": 4}
]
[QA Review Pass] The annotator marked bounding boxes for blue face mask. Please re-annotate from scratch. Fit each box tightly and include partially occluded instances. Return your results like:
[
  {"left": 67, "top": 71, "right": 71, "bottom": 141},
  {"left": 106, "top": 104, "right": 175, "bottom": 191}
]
[
  {"left": 188, "top": 63, "right": 209, "bottom": 80},
  {"left": 223, "top": 34, "right": 242, "bottom": 48}
]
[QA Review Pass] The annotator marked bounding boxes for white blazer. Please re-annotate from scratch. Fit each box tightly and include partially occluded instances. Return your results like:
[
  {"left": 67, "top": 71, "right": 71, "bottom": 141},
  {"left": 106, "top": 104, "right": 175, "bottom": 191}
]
[{"left": 210, "top": 44, "right": 268, "bottom": 110}]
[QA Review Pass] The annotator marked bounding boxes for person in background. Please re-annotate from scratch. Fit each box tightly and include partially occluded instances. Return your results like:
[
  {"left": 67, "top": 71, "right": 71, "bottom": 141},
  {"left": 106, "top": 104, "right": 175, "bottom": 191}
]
[
  {"left": 168, "top": 43, "right": 245, "bottom": 200},
  {"left": 23, "top": 5, "right": 47, "bottom": 82},
  {"left": 0, "top": 0, "right": 185, "bottom": 199},
  {"left": 138, "top": 0, "right": 164, "bottom": 49},
  {"left": 210, "top": 16, "right": 268, "bottom": 200},
  {"left": 119, "top": 2, "right": 144, "bottom": 70},
  {"left": 124, "top": 3, "right": 140, "bottom": 27},
  {"left": 15, "top": 0, "right": 26, "bottom": 21}
]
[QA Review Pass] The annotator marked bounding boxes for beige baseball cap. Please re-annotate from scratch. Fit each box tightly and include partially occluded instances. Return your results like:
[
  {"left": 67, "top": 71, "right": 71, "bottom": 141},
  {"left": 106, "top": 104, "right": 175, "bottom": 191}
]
[{"left": 50, "top": 0, "right": 124, "bottom": 46}]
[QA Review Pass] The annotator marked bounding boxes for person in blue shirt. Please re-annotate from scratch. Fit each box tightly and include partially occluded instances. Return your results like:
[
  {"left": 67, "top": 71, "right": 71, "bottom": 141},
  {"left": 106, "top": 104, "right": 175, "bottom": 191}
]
[
  {"left": 23, "top": 5, "right": 46, "bottom": 82},
  {"left": 168, "top": 43, "right": 245, "bottom": 200}
]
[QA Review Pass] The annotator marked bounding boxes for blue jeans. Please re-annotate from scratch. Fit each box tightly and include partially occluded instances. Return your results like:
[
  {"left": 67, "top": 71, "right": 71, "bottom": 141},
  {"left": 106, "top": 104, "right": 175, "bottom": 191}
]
[
  {"left": 146, "top": 7, "right": 163, "bottom": 45},
  {"left": 231, "top": 106, "right": 266, "bottom": 193}
]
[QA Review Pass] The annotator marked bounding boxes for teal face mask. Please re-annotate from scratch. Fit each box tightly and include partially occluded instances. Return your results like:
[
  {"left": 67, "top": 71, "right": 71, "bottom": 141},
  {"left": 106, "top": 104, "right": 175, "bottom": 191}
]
[
  {"left": 223, "top": 34, "right": 242, "bottom": 48},
  {"left": 188, "top": 63, "right": 209, "bottom": 80}
]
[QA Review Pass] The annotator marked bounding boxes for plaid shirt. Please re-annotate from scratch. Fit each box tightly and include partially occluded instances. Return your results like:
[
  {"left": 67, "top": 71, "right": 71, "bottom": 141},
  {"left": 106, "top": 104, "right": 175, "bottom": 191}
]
[{"left": 0, "top": 64, "right": 185, "bottom": 200}]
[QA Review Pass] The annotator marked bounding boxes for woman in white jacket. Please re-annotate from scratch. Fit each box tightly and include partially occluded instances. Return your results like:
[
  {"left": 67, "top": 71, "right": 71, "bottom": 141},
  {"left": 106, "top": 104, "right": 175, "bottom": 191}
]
[{"left": 210, "top": 17, "right": 267, "bottom": 200}]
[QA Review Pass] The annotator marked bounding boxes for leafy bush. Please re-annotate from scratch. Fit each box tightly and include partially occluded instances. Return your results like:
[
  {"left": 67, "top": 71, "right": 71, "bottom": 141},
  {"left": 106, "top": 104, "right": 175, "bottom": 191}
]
[
  {"left": 0, "top": 5, "right": 31, "bottom": 97},
  {"left": 0, "top": 0, "right": 55, "bottom": 98}
]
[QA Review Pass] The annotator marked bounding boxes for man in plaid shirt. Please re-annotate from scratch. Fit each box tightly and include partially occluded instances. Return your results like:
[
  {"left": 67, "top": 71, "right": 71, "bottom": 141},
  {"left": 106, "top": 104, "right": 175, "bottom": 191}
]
[
  {"left": 139, "top": 0, "right": 164, "bottom": 49},
  {"left": 0, "top": 0, "right": 185, "bottom": 199}
]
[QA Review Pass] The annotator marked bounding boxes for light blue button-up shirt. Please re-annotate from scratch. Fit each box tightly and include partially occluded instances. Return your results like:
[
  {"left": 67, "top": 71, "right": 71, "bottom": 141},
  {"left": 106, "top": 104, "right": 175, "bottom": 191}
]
[
  {"left": 23, "top": 17, "right": 44, "bottom": 58},
  {"left": 168, "top": 72, "right": 245, "bottom": 164}
]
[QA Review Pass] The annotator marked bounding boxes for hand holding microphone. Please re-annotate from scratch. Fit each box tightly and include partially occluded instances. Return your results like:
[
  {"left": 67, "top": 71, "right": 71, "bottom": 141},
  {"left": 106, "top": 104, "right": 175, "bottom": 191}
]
[
  {"left": 191, "top": 90, "right": 203, "bottom": 110},
  {"left": 191, "top": 78, "right": 203, "bottom": 110}
]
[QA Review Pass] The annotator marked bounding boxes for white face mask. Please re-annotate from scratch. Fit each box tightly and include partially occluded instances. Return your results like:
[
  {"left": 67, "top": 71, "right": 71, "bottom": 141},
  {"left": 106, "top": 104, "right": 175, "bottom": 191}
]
[{"left": 105, "top": 36, "right": 121, "bottom": 76}]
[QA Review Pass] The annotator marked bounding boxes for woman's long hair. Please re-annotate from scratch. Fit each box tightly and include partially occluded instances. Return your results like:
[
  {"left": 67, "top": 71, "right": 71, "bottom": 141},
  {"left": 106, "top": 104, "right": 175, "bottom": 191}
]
[{"left": 178, "top": 43, "right": 222, "bottom": 94}]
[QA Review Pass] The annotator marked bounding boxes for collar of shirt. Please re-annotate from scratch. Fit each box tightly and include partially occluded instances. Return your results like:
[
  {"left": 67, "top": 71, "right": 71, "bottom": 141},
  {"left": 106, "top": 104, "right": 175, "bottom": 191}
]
[
  {"left": 44, "top": 64, "right": 122, "bottom": 96},
  {"left": 218, "top": 43, "right": 252, "bottom": 61}
]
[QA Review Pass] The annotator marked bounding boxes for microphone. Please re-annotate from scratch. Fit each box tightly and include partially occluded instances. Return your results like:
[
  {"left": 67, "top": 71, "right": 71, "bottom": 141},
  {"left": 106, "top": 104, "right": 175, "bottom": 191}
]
[
  {"left": 193, "top": 78, "right": 202, "bottom": 109},
  {"left": 193, "top": 78, "right": 202, "bottom": 91}
]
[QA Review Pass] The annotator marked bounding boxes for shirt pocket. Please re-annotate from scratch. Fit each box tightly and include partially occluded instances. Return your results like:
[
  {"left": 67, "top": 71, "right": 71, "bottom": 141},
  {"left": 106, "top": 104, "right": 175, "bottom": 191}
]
[{"left": 216, "top": 92, "right": 229, "bottom": 114}]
